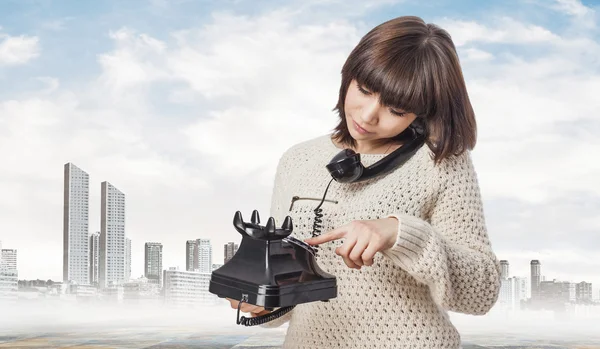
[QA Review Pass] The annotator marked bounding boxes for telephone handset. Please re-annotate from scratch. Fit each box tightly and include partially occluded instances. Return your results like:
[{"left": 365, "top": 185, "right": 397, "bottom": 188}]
[
  {"left": 208, "top": 210, "right": 337, "bottom": 326},
  {"left": 326, "top": 128, "right": 426, "bottom": 183}
]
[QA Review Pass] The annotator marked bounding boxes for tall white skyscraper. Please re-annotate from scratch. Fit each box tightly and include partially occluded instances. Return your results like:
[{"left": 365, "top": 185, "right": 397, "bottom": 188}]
[
  {"left": 89, "top": 232, "right": 100, "bottom": 286},
  {"left": 499, "top": 260, "right": 509, "bottom": 279},
  {"left": 125, "top": 238, "right": 131, "bottom": 282},
  {"left": 63, "top": 163, "right": 90, "bottom": 285},
  {"left": 145, "top": 242, "right": 163, "bottom": 287},
  {"left": 0, "top": 250, "right": 17, "bottom": 271},
  {"left": 99, "top": 181, "right": 126, "bottom": 288},
  {"left": 497, "top": 276, "right": 528, "bottom": 312},
  {"left": 197, "top": 239, "right": 212, "bottom": 273},
  {"left": 186, "top": 240, "right": 196, "bottom": 271},
  {"left": 0, "top": 243, "right": 18, "bottom": 301},
  {"left": 531, "top": 260, "right": 541, "bottom": 300}
]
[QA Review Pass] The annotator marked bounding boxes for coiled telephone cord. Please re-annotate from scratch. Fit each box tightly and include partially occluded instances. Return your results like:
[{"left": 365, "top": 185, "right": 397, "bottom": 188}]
[
  {"left": 237, "top": 296, "right": 295, "bottom": 326},
  {"left": 311, "top": 177, "right": 335, "bottom": 256}
]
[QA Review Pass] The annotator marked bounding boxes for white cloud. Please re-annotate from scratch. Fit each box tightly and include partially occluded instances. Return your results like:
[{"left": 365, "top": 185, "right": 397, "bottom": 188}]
[
  {"left": 551, "top": 0, "right": 597, "bottom": 29},
  {"left": 462, "top": 47, "right": 494, "bottom": 61},
  {"left": 551, "top": 0, "right": 593, "bottom": 17},
  {"left": 0, "top": 33, "right": 40, "bottom": 65},
  {"left": 439, "top": 16, "right": 561, "bottom": 47},
  {"left": 169, "top": 11, "right": 360, "bottom": 174},
  {"left": 36, "top": 77, "right": 60, "bottom": 94},
  {"left": 97, "top": 28, "right": 170, "bottom": 92}
]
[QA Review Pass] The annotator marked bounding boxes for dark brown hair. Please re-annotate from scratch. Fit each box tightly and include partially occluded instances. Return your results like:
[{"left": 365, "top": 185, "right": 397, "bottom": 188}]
[{"left": 331, "top": 15, "right": 476, "bottom": 164}]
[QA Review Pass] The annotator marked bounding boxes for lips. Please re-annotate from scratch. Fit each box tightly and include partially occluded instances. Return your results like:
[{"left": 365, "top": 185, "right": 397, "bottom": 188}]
[{"left": 352, "top": 119, "right": 371, "bottom": 134}]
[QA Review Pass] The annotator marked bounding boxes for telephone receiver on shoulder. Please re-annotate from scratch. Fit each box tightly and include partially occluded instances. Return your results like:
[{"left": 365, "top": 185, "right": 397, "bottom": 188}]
[{"left": 326, "top": 130, "right": 426, "bottom": 183}]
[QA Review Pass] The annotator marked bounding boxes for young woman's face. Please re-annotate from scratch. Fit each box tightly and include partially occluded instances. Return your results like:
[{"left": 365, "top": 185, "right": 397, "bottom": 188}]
[{"left": 344, "top": 79, "right": 417, "bottom": 142}]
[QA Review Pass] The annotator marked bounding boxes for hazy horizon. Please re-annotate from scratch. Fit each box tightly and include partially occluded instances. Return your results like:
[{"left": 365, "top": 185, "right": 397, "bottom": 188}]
[{"left": 1, "top": 301, "right": 599, "bottom": 342}]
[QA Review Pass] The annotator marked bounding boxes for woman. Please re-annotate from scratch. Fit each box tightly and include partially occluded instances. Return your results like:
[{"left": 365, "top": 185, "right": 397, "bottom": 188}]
[{"left": 228, "top": 15, "right": 501, "bottom": 349}]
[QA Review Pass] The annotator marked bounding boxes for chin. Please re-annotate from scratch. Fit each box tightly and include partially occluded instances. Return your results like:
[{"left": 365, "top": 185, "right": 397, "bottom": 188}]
[{"left": 347, "top": 128, "right": 362, "bottom": 140}]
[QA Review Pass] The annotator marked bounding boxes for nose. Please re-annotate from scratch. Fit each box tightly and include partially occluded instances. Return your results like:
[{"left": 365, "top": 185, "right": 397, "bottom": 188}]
[{"left": 358, "top": 98, "right": 381, "bottom": 125}]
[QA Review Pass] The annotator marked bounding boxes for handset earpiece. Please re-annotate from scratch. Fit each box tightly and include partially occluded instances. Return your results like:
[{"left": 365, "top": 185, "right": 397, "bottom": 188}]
[{"left": 325, "top": 149, "right": 365, "bottom": 183}]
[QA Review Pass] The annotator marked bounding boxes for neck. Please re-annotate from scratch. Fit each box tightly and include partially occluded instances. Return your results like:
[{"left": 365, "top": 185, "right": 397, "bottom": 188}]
[{"left": 353, "top": 140, "right": 398, "bottom": 154}]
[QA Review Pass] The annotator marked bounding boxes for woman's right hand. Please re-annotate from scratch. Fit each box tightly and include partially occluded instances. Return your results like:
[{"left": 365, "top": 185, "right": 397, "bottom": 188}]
[{"left": 226, "top": 298, "right": 272, "bottom": 317}]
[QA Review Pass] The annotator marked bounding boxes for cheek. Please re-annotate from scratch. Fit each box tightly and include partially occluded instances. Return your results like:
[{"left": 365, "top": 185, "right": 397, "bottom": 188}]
[
  {"left": 344, "top": 88, "right": 361, "bottom": 110},
  {"left": 382, "top": 119, "right": 411, "bottom": 135},
  {"left": 387, "top": 114, "right": 418, "bottom": 133}
]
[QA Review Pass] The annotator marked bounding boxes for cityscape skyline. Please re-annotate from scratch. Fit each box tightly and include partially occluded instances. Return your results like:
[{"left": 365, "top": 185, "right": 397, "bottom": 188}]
[
  {"left": 4, "top": 233, "right": 600, "bottom": 310},
  {"left": 4, "top": 187, "right": 600, "bottom": 304},
  {"left": 3, "top": 170, "right": 600, "bottom": 314},
  {"left": 2, "top": 161, "right": 600, "bottom": 292}
]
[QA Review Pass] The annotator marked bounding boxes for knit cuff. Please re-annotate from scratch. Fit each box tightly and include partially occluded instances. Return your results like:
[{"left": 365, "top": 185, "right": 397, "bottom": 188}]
[{"left": 381, "top": 214, "right": 431, "bottom": 271}]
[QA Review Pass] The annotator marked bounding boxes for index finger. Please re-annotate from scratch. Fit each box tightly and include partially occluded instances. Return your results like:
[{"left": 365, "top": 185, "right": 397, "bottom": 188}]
[{"left": 304, "top": 226, "right": 346, "bottom": 245}]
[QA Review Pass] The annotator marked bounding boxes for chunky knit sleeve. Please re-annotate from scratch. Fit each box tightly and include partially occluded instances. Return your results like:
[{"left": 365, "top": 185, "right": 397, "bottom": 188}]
[
  {"left": 259, "top": 149, "right": 295, "bottom": 328},
  {"left": 380, "top": 151, "right": 501, "bottom": 315}
]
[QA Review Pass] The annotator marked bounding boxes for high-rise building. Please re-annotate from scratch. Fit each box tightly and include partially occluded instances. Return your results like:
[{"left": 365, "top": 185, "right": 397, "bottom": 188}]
[
  {"left": 125, "top": 238, "right": 132, "bottom": 282},
  {"left": 498, "top": 276, "right": 528, "bottom": 312},
  {"left": 0, "top": 249, "right": 17, "bottom": 271},
  {"left": 145, "top": 242, "right": 163, "bottom": 287},
  {"left": 186, "top": 240, "right": 197, "bottom": 271},
  {"left": 99, "top": 181, "right": 126, "bottom": 288},
  {"left": 576, "top": 281, "right": 593, "bottom": 303},
  {"left": 514, "top": 276, "right": 528, "bottom": 305},
  {"left": 0, "top": 246, "right": 18, "bottom": 301},
  {"left": 89, "top": 232, "right": 100, "bottom": 285},
  {"left": 185, "top": 239, "right": 212, "bottom": 272},
  {"left": 224, "top": 242, "right": 239, "bottom": 264},
  {"left": 530, "top": 260, "right": 541, "bottom": 300},
  {"left": 538, "top": 279, "right": 572, "bottom": 309},
  {"left": 63, "top": 163, "right": 90, "bottom": 285},
  {"left": 163, "top": 267, "right": 217, "bottom": 307},
  {"left": 197, "top": 239, "right": 212, "bottom": 273},
  {"left": 499, "top": 260, "right": 509, "bottom": 280},
  {"left": 517, "top": 276, "right": 530, "bottom": 299}
]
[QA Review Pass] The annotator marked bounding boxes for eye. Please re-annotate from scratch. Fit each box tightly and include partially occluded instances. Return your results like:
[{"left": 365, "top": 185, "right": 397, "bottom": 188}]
[
  {"left": 357, "top": 83, "right": 371, "bottom": 95},
  {"left": 389, "top": 109, "right": 407, "bottom": 117}
]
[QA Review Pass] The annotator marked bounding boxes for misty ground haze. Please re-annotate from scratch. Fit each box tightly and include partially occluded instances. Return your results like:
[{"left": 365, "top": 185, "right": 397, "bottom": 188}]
[{"left": 2, "top": 302, "right": 599, "bottom": 344}]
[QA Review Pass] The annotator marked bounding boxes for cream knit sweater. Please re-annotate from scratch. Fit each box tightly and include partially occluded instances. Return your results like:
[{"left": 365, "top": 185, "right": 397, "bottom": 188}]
[{"left": 259, "top": 133, "right": 501, "bottom": 349}]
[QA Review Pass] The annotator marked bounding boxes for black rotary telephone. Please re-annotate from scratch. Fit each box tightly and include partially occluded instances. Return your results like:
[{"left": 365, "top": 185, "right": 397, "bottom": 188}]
[
  {"left": 209, "top": 128, "right": 426, "bottom": 326},
  {"left": 209, "top": 210, "right": 337, "bottom": 326}
]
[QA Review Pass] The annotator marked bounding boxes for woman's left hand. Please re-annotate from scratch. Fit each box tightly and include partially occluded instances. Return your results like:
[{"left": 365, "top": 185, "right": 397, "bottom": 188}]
[{"left": 303, "top": 217, "right": 399, "bottom": 269}]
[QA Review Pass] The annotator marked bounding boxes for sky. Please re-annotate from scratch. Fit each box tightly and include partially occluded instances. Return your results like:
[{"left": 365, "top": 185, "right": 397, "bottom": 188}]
[{"left": 0, "top": 0, "right": 599, "bottom": 294}]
